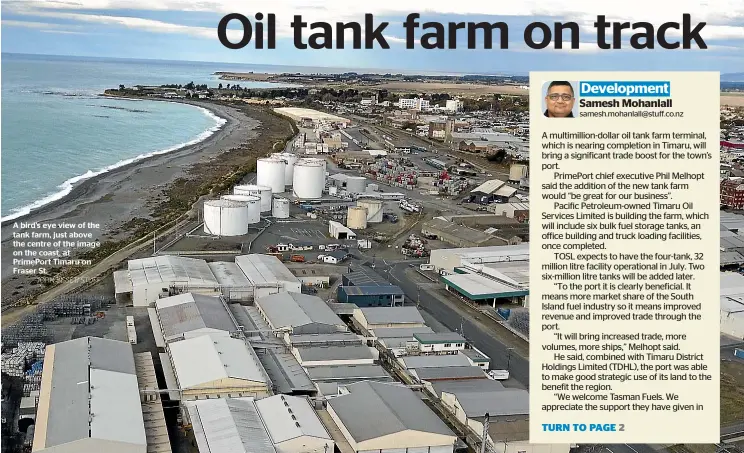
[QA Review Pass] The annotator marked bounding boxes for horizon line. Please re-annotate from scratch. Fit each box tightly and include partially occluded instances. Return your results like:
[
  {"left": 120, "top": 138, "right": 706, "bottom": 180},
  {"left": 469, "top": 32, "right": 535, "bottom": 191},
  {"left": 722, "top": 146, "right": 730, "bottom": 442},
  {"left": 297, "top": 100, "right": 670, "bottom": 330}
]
[{"left": 1, "top": 51, "right": 527, "bottom": 77}]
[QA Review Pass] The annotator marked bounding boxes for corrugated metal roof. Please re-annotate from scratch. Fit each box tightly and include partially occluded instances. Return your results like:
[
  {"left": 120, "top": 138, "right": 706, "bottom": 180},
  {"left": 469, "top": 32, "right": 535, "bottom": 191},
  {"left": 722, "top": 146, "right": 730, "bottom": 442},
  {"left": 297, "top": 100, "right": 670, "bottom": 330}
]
[
  {"left": 327, "top": 381, "right": 455, "bottom": 442},
  {"left": 255, "top": 395, "right": 332, "bottom": 444},
  {"left": 256, "top": 292, "right": 343, "bottom": 330},
  {"left": 306, "top": 364, "right": 390, "bottom": 381},
  {"left": 471, "top": 179, "right": 507, "bottom": 195},
  {"left": 128, "top": 255, "right": 219, "bottom": 286},
  {"left": 156, "top": 293, "right": 237, "bottom": 341},
  {"left": 412, "top": 366, "right": 488, "bottom": 381},
  {"left": 208, "top": 261, "right": 254, "bottom": 288},
  {"left": 187, "top": 398, "right": 277, "bottom": 453},
  {"left": 296, "top": 345, "right": 374, "bottom": 363},
  {"left": 39, "top": 337, "right": 146, "bottom": 450},
  {"left": 431, "top": 378, "right": 505, "bottom": 397},
  {"left": 414, "top": 332, "right": 466, "bottom": 344},
  {"left": 370, "top": 326, "right": 434, "bottom": 338},
  {"left": 399, "top": 353, "right": 473, "bottom": 369},
  {"left": 451, "top": 388, "right": 529, "bottom": 417},
  {"left": 343, "top": 267, "right": 391, "bottom": 287},
  {"left": 358, "top": 306, "right": 425, "bottom": 325},
  {"left": 461, "top": 348, "right": 490, "bottom": 363},
  {"left": 340, "top": 285, "right": 404, "bottom": 296},
  {"left": 169, "top": 334, "right": 267, "bottom": 388},
  {"left": 236, "top": 254, "right": 300, "bottom": 287},
  {"left": 288, "top": 333, "right": 363, "bottom": 347}
]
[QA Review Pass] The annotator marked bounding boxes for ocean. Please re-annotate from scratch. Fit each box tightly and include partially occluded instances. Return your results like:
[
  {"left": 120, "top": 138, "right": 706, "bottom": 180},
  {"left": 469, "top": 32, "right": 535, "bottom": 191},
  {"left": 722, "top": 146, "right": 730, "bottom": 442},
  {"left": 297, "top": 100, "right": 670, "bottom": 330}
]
[{"left": 0, "top": 53, "right": 301, "bottom": 221}]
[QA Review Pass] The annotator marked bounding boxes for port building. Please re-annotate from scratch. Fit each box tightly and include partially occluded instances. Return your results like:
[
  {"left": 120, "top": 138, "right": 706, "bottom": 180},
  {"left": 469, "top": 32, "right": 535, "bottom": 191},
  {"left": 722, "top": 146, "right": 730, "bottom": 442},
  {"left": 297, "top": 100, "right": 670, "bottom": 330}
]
[
  {"left": 151, "top": 293, "right": 239, "bottom": 346},
  {"left": 115, "top": 254, "right": 302, "bottom": 306},
  {"left": 326, "top": 381, "right": 457, "bottom": 453},
  {"left": 256, "top": 292, "right": 347, "bottom": 335},
  {"left": 352, "top": 306, "right": 426, "bottom": 331},
  {"left": 166, "top": 333, "right": 270, "bottom": 401},
  {"left": 32, "top": 337, "right": 147, "bottom": 453},
  {"left": 185, "top": 395, "right": 334, "bottom": 453}
]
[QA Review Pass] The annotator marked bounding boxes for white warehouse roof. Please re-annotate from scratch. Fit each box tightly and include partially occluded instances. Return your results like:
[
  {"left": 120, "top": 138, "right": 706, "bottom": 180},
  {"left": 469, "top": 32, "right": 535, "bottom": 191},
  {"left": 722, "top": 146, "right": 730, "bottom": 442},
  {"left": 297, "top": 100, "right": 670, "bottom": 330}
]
[
  {"left": 236, "top": 254, "right": 301, "bottom": 293},
  {"left": 186, "top": 398, "right": 277, "bottom": 453},
  {"left": 256, "top": 292, "right": 344, "bottom": 332},
  {"left": 127, "top": 255, "right": 219, "bottom": 287},
  {"left": 33, "top": 337, "right": 146, "bottom": 452},
  {"left": 155, "top": 293, "right": 237, "bottom": 342},
  {"left": 254, "top": 395, "right": 333, "bottom": 446},
  {"left": 169, "top": 333, "right": 267, "bottom": 389},
  {"left": 399, "top": 353, "right": 473, "bottom": 369}
]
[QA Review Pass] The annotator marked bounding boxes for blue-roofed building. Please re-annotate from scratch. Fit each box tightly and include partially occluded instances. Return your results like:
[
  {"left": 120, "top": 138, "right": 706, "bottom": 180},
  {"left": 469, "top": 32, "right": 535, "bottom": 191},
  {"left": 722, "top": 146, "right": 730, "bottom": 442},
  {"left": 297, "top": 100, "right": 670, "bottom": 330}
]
[
  {"left": 338, "top": 266, "right": 405, "bottom": 307},
  {"left": 337, "top": 285, "right": 405, "bottom": 307}
]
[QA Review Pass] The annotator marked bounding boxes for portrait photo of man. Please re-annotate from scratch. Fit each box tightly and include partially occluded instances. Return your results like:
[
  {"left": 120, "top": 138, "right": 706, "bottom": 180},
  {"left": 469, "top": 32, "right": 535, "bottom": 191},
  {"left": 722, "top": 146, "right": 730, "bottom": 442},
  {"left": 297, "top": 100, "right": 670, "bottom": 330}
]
[{"left": 543, "top": 81, "right": 577, "bottom": 118}]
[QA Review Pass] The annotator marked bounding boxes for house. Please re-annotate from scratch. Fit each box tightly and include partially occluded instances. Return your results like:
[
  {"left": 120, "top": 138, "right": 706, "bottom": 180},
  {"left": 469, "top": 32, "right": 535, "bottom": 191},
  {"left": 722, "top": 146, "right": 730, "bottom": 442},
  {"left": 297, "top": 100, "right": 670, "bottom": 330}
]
[{"left": 323, "top": 250, "right": 349, "bottom": 264}]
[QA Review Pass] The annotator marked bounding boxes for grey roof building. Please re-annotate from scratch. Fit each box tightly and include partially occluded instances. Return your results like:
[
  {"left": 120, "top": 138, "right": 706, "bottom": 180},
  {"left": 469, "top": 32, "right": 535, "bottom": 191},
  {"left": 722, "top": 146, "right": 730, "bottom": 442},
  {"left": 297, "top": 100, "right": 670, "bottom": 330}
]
[
  {"left": 326, "top": 381, "right": 457, "bottom": 452},
  {"left": 33, "top": 337, "right": 147, "bottom": 453},
  {"left": 398, "top": 353, "right": 473, "bottom": 369},
  {"left": 256, "top": 292, "right": 346, "bottom": 335},
  {"left": 293, "top": 345, "right": 376, "bottom": 367},
  {"left": 353, "top": 306, "right": 426, "bottom": 330},
  {"left": 186, "top": 398, "right": 277, "bottom": 453},
  {"left": 410, "top": 366, "right": 488, "bottom": 382},
  {"left": 155, "top": 292, "right": 237, "bottom": 343}
]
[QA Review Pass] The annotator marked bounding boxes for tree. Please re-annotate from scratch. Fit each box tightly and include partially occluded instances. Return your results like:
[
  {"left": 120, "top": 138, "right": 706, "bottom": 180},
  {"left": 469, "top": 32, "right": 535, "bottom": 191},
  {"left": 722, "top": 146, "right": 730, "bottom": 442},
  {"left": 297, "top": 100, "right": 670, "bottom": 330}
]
[
  {"left": 119, "top": 84, "right": 125, "bottom": 91},
  {"left": 218, "top": 83, "right": 223, "bottom": 90},
  {"left": 185, "top": 81, "right": 195, "bottom": 90}
]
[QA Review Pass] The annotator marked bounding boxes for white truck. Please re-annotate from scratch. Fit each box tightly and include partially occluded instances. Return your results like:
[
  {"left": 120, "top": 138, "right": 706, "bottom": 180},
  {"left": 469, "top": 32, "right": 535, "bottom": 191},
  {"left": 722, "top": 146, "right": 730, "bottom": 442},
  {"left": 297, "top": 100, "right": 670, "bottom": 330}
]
[
  {"left": 419, "top": 264, "right": 435, "bottom": 271},
  {"left": 488, "top": 370, "right": 510, "bottom": 380}
]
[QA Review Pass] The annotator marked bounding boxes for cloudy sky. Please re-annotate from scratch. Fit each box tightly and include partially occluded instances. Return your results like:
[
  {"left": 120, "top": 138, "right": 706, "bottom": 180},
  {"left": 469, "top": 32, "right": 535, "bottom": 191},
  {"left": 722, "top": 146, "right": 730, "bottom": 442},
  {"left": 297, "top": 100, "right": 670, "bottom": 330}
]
[{"left": 2, "top": 0, "right": 744, "bottom": 74}]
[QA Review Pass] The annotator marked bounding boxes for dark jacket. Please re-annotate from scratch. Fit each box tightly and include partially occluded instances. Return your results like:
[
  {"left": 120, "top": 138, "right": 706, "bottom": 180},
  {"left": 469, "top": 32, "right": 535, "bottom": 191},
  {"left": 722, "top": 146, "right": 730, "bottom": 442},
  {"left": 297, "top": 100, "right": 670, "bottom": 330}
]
[{"left": 544, "top": 109, "right": 574, "bottom": 118}]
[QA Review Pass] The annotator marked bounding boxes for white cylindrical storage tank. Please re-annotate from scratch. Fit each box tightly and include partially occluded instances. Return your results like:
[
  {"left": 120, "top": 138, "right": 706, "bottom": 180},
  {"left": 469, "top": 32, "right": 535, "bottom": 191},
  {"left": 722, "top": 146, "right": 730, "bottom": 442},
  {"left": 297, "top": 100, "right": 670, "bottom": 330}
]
[
  {"left": 272, "top": 197, "right": 290, "bottom": 219},
  {"left": 293, "top": 158, "right": 326, "bottom": 199},
  {"left": 221, "top": 195, "right": 261, "bottom": 224},
  {"left": 357, "top": 199, "right": 384, "bottom": 223},
  {"left": 256, "top": 157, "right": 287, "bottom": 194},
  {"left": 347, "top": 207, "right": 368, "bottom": 229},
  {"left": 203, "top": 199, "right": 249, "bottom": 236},
  {"left": 346, "top": 176, "right": 367, "bottom": 194},
  {"left": 509, "top": 163, "right": 528, "bottom": 181},
  {"left": 272, "top": 153, "right": 299, "bottom": 186},
  {"left": 234, "top": 184, "right": 272, "bottom": 212}
]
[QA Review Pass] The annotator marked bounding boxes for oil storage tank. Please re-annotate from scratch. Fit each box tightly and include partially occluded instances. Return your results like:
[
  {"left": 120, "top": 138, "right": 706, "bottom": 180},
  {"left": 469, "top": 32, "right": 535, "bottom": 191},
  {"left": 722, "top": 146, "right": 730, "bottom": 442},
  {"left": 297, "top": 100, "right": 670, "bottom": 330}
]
[
  {"left": 272, "top": 153, "right": 299, "bottom": 186},
  {"left": 203, "top": 199, "right": 249, "bottom": 236},
  {"left": 221, "top": 195, "right": 261, "bottom": 224},
  {"left": 272, "top": 197, "right": 290, "bottom": 219},
  {"left": 257, "top": 157, "right": 287, "bottom": 194},
  {"left": 234, "top": 184, "right": 272, "bottom": 212},
  {"left": 357, "top": 199, "right": 383, "bottom": 223},
  {"left": 345, "top": 176, "right": 367, "bottom": 194},
  {"left": 347, "top": 206, "right": 368, "bottom": 229},
  {"left": 293, "top": 158, "right": 325, "bottom": 199}
]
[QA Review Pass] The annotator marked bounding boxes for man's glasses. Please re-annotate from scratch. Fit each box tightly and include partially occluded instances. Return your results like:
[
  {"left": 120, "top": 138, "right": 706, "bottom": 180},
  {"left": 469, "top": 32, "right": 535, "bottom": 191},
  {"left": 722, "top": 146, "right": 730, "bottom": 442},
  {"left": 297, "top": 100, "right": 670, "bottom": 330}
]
[{"left": 548, "top": 94, "right": 573, "bottom": 101}]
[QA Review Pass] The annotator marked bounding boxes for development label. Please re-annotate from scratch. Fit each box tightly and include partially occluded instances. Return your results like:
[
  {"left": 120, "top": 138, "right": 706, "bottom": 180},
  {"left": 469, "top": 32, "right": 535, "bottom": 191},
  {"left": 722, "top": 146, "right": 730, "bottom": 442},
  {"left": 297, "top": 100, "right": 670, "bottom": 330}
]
[{"left": 529, "top": 72, "right": 720, "bottom": 444}]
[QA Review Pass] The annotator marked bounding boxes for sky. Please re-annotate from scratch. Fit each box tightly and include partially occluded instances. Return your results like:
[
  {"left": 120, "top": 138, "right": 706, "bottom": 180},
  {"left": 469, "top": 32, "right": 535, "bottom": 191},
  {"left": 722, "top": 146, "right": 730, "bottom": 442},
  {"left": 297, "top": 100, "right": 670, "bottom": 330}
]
[{"left": 2, "top": 1, "right": 744, "bottom": 74}]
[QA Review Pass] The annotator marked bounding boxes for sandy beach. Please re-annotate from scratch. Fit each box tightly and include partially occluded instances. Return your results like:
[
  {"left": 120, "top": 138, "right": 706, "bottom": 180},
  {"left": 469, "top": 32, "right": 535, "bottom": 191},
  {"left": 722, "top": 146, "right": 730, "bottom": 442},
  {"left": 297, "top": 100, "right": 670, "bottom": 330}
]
[{"left": 0, "top": 99, "right": 294, "bottom": 305}]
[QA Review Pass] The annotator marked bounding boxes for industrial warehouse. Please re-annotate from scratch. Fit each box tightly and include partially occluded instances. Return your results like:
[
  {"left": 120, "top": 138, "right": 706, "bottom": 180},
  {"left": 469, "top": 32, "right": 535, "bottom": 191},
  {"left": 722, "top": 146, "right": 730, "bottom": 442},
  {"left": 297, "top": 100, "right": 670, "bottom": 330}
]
[{"left": 3, "top": 105, "right": 567, "bottom": 453}]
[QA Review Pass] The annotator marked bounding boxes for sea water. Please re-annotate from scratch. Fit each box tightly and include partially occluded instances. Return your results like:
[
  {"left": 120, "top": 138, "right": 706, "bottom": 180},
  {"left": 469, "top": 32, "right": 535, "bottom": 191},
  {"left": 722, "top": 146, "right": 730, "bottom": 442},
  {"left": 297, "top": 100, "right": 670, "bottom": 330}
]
[{"left": 0, "top": 53, "right": 289, "bottom": 220}]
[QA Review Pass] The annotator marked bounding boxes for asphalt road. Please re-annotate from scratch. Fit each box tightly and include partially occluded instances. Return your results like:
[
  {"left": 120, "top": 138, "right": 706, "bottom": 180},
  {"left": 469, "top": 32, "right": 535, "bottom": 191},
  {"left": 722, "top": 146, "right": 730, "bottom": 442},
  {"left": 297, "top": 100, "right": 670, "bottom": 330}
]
[{"left": 365, "top": 258, "right": 531, "bottom": 388}]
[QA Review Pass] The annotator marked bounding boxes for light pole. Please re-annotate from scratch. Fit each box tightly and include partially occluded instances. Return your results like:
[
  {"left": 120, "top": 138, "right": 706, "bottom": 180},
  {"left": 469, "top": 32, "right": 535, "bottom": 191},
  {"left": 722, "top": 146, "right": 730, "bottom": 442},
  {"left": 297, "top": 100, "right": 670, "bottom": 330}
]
[{"left": 506, "top": 347, "right": 514, "bottom": 372}]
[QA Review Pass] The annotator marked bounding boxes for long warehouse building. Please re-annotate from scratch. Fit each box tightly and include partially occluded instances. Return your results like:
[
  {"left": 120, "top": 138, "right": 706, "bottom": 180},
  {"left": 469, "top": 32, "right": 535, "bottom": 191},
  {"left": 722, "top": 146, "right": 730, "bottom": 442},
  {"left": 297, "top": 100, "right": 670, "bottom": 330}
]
[{"left": 32, "top": 337, "right": 147, "bottom": 453}]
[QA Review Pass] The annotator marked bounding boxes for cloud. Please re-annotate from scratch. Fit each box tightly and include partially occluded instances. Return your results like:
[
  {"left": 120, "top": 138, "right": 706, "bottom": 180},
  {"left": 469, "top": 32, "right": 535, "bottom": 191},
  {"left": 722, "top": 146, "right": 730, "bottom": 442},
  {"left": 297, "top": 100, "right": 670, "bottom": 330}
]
[{"left": 2, "top": 19, "right": 82, "bottom": 29}]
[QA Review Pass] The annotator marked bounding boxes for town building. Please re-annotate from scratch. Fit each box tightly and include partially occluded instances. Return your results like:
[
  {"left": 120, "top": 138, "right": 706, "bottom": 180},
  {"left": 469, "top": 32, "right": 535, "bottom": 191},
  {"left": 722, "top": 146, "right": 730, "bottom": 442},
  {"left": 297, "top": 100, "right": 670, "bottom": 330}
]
[
  {"left": 398, "top": 98, "right": 430, "bottom": 111},
  {"left": 721, "top": 177, "right": 744, "bottom": 209},
  {"left": 256, "top": 292, "right": 347, "bottom": 335},
  {"left": 326, "top": 382, "right": 457, "bottom": 453},
  {"left": 352, "top": 306, "right": 426, "bottom": 331}
]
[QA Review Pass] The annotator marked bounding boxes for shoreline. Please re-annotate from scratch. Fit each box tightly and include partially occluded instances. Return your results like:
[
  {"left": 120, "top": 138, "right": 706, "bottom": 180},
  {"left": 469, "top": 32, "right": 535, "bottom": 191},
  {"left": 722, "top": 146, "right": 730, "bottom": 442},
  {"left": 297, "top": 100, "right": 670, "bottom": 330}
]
[
  {"left": 1, "top": 97, "right": 228, "bottom": 226},
  {"left": 0, "top": 98, "right": 274, "bottom": 296}
]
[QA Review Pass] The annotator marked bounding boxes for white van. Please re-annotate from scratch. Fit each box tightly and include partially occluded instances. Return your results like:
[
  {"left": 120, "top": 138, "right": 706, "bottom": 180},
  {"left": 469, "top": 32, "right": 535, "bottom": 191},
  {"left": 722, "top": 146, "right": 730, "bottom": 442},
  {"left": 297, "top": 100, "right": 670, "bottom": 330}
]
[{"left": 419, "top": 264, "right": 435, "bottom": 271}]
